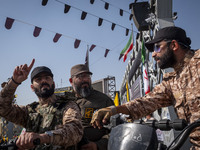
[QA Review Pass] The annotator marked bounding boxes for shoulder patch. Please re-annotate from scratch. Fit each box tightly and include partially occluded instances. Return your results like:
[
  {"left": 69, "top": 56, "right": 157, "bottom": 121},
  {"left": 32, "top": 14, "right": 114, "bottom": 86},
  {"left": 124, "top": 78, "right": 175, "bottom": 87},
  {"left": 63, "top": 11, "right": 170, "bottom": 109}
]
[{"left": 193, "top": 49, "right": 200, "bottom": 59}]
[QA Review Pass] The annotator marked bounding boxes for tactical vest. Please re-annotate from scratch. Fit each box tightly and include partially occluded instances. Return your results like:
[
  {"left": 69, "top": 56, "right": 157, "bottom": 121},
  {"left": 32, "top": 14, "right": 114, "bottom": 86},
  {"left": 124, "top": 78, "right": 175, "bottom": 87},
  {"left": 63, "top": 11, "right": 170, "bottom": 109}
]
[{"left": 25, "top": 96, "right": 75, "bottom": 150}]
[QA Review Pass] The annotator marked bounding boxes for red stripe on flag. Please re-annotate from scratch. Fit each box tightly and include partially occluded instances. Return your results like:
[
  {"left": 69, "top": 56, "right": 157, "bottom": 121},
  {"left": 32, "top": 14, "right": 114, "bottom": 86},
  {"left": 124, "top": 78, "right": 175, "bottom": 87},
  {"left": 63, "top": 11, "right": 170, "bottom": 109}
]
[{"left": 123, "top": 42, "right": 133, "bottom": 62}]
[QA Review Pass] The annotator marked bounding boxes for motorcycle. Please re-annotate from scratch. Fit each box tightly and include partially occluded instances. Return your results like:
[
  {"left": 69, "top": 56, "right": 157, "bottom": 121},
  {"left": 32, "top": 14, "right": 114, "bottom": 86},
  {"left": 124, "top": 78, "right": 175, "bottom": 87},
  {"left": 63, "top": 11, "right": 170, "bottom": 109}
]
[
  {"left": 1, "top": 116, "right": 199, "bottom": 150},
  {"left": 107, "top": 114, "right": 200, "bottom": 150}
]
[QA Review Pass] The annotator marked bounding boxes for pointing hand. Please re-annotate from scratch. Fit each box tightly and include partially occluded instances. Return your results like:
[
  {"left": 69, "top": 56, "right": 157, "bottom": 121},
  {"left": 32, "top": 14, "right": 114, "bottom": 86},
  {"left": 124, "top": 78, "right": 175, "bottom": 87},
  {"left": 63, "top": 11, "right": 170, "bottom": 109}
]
[{"left": 12, "top": 59, "right": 35, "bottom": 84}]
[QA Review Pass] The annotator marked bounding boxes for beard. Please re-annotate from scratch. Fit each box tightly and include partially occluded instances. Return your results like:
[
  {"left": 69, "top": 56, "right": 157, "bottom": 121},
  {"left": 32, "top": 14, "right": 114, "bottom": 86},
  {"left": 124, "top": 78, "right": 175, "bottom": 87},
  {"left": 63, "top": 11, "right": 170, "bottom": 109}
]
[
  {"left": 74, "top": 81, "right": 92, "bottom": 98},
  {"left": 34, "top": 83, "right": 55, "bottom": 98},
  {"left": 155, "top": 47, "right": 176, "bottom": 69}
]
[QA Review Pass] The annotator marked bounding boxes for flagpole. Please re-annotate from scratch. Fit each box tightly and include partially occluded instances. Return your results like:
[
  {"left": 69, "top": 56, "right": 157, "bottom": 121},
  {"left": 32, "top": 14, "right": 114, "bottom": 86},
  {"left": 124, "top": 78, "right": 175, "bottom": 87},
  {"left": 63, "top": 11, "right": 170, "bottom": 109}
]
[
  {"left": 85, "top": 45, "right": 89, "bottom": 68},
  {"left": 87, "top": 45, "right": 89, "bottom": 67},
  {"left": 125, "top": 24, "right": 134, "bottom": 102},
  {"left": 127, "top": 24, "right": 134, "bottom": 102},
  {"left": 131, "top": 23, "right": 134, "bottom": 46},
  {"left": 88, "top": 45, "right": 89, "bottom": 68}
]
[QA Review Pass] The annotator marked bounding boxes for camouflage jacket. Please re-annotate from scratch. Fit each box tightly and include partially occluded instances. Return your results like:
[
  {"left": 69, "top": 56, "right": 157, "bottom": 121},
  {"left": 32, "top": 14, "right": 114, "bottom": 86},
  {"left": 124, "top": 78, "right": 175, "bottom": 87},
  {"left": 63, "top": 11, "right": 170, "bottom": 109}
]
[
  {"left": 0, "top": 81, "right": 83, "bottom": 150},
  {"left": 124, "top": 49, "right": 200, "bottom": 148}
]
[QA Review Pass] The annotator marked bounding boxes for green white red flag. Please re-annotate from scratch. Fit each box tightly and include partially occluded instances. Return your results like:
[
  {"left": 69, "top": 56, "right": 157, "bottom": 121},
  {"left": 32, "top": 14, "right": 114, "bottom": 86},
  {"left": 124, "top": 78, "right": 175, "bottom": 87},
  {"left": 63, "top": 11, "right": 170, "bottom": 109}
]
[
  {"left": 119, "top": 32, "right": 133, "bottom": 62},
  {"left": 143, "top": 63, "right": 150, "bottom": 94},
  {"left": 141, "top": 40, "right": 150, "bottom": 94}
]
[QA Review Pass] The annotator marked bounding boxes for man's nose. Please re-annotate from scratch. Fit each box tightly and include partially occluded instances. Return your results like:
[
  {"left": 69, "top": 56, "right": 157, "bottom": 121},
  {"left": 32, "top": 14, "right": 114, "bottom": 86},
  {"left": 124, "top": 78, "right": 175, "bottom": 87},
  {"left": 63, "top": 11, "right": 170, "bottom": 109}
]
[
  {"left": 82, "top": 77, "right": 89, "bottom": 82},
  {"left": 152, "top": 51, "right": 157, "bottom": 57}
]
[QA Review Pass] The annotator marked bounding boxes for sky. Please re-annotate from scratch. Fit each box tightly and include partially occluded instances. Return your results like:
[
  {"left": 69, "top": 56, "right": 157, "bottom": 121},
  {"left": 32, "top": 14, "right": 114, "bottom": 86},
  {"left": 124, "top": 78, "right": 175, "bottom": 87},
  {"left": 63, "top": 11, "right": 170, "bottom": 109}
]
[{"left": 0, "top": 0, "right": 199, "bottom": 105}]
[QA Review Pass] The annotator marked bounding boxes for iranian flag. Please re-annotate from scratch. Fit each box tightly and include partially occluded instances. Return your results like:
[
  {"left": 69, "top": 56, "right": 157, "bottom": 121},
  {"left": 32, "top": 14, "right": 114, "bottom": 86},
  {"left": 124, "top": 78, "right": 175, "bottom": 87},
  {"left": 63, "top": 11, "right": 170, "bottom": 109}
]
[
  {"left": 141, "top": 40, "right": 150, "bottom": 94},
  {"left": 120, "top": 32, "right": 133, "bottom": 62},
  {"left": 143, "top": 63, "right": 150, "bottom": 94}
]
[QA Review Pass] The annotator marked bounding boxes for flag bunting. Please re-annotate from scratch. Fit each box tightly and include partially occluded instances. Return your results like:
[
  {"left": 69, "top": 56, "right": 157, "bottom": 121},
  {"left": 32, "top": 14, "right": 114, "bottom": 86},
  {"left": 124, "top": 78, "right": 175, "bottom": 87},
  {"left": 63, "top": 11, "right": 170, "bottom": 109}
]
[{"left": 2, "top": 15, "right": 134, "bottom": 60}]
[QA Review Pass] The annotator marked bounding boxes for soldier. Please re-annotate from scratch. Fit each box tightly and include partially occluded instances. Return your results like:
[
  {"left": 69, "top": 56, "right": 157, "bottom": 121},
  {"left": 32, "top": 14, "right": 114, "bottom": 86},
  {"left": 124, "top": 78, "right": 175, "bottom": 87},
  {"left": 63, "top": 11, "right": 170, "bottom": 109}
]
[
  {"left": 69, "top": 64, "right": 114, "bottom": 150},
  {"left": 0, "top": 59, "right": 83, "bottom": 150},
  {"left": 91, "top": 26, "right": 200, "bottom": 150}
]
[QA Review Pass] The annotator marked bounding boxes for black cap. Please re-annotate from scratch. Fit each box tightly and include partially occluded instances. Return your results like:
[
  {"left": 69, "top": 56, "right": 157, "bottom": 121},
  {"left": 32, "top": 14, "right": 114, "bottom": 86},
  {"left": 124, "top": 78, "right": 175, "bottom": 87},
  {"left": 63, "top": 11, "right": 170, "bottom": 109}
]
[
  {"left": 145, "top": 26, "right": 191, "bottom": 52},
  {"left": 70, "top": 64, "right": 92, "bottom": 77},
  {"left": 31, "top": 66, "right": 53, "bottom": 83}
]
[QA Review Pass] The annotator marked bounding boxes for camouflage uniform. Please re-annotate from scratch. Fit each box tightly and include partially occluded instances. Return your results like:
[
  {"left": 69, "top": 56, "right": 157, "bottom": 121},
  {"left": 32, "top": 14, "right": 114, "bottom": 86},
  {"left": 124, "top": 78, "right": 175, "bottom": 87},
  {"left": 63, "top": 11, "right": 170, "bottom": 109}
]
[
  {"left": 75, "top": 89, "right": 114, "bottom": 150},
  {"left": 0, "top": 81, "right": 83, "bottom": 150},
  {"left": 123, "top": 49, "right": 200, "bottom": 149}
]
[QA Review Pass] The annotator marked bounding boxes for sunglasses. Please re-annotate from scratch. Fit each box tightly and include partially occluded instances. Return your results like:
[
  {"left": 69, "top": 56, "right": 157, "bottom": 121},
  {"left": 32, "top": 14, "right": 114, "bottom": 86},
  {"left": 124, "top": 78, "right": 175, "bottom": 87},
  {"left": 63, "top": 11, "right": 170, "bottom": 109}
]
[
  {"left": 75, "top": 74, "right": 92, "bottom": 80},
  {"left": 154, "top": 40, "right": 172, "bottom": 53}
]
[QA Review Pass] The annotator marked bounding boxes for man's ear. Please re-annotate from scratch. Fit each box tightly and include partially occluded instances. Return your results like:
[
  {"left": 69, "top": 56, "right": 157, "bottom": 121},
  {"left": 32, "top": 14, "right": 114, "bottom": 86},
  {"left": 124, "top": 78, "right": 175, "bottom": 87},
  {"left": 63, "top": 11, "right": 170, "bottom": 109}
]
[
  {"left": 171, "top": 40, "right": 179, "bottom": 51},
  {"left": 69, "top": 78, "right": 72, "bottom": 84}
]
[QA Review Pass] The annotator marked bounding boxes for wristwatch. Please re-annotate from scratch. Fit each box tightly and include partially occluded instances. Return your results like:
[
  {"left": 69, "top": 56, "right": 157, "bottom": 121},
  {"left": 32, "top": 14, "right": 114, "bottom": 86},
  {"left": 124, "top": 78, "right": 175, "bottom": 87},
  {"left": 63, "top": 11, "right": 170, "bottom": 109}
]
[
  {"left": 45, "top": 131, "right": 54, "bottom": 144},
  {"left": 45, "top": 131, "right": 54, "bottom": 137}
]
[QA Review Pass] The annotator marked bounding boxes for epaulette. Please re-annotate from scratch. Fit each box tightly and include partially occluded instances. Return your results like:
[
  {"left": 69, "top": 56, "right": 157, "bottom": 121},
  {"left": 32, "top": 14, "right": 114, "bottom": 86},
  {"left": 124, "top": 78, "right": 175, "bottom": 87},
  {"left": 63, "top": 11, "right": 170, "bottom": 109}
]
[
  {"left": 56, "top": 92, "right": 76, "bottom": 102},
  {"left": 27, "top": 101, "right": 39, "bottom": 112},
  {"left": 163, "top": 72, "right": 176, "bottom": 79},
  {"left": 193, "top": 49, "right": 200, "bottom": 59}
]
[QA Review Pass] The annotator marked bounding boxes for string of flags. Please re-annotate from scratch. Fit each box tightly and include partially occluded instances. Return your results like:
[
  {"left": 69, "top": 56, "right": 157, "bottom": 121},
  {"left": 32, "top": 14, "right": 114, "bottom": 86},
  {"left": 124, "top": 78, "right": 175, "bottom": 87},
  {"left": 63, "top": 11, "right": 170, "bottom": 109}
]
[
  {"left": 54, "top": 0, "right": 132, "bottom": 36},
  {"left": 4, "top": 16, "right": 125, "bottom": 58},
  {"left": 42, "top": 0, "right": 133, "bottom": 19},
  {"left": 3, "top": 1, "right": 135, "bottom": 62}
]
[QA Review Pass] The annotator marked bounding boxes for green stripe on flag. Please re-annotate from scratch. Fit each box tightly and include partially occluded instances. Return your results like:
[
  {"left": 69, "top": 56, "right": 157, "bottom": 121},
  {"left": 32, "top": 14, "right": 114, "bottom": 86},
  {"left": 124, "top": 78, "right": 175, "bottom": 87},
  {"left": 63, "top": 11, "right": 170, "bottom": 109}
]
[{"left": 141, "top": 40, "right": 146, "bottom": 64}]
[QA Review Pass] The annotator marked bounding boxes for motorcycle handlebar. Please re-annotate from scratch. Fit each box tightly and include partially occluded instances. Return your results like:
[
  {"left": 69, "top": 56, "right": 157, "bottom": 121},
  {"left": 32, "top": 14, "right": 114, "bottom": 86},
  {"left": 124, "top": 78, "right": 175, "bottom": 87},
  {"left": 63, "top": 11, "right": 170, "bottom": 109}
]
[
  {"left": 167, "top": 119, "right": 200, "bottom": 150},
  {"left": 134, "top": 118, "right": 200, "bottom": 150},
  {"left": 108, "top": 114, "right": 188, "bottom": 131},
  {"left": 0, "top": 138, "right": 40, "bottom": 150},
  {"left": 139, "top": 119, "right": 188, "bottom": 131}
]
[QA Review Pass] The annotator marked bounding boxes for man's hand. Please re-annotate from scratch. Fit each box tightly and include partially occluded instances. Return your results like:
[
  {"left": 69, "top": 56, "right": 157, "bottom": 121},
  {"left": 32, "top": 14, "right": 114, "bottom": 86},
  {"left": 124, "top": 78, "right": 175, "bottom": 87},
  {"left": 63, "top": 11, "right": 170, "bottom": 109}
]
[
  {"left": 12, "top": 59, "right": 35, "bottom": 84},
  {"left": 16, "top": 132, "right": 40, "bottom": 150},
  {"left": 80, "top": 142, "right": 97, "bottom": 150},
  {"left": 91, "top": 106, "right": 116, "bottom": 129}
]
